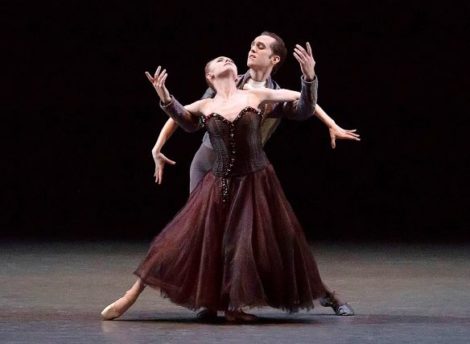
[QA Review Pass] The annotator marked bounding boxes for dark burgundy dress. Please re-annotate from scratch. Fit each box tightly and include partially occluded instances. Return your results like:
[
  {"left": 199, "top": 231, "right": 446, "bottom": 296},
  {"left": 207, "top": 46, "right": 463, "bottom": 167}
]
[{"left": 134, "top": 107, "right": 327, "bottom": 312}]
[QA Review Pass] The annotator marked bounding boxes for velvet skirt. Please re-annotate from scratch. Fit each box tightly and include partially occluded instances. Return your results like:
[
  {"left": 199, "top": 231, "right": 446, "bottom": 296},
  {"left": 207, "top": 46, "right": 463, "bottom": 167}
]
[{"left": 134, "top": 164, "right": 327, "bottom": 312}]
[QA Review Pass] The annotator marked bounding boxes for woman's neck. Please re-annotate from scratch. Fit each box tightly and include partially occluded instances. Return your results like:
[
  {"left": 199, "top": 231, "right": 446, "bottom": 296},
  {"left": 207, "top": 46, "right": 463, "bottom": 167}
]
[{"left": 212, "top": 77, "right": 238, "bottom": 99}]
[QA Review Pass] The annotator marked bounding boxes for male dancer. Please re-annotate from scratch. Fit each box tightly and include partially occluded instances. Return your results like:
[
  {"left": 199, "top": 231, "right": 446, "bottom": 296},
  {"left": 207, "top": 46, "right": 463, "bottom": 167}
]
[{"left": 151, "top": 32, "right": 360, "bottom": 191}]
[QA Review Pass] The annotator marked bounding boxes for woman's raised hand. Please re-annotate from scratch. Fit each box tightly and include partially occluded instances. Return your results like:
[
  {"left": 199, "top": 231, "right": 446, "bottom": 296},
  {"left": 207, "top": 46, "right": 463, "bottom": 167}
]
[{"left": 145, "top": 66, "right": 172, "bottom": 104}]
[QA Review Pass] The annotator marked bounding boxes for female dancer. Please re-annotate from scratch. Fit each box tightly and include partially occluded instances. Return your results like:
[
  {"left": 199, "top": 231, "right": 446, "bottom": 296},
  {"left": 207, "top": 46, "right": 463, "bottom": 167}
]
[{"left": 101, "top": 55, "right": 351, "bottom": 322}]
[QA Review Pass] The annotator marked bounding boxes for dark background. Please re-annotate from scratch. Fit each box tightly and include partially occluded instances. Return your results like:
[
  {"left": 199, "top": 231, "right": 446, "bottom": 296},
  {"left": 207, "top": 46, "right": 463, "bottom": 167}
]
[{"left": 3, "top": 0, "right": 469, "bottom": 242}]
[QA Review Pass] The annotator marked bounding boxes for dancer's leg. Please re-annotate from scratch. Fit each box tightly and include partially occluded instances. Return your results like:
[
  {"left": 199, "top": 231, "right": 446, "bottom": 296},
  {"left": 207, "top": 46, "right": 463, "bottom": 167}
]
[
  {"left": 101, "top": 278, "right": 146, "bottom": 320},
  {"left": 196, "top": 308, "right": 218, "bottom": 322},
  {"left": 189, "top": 143, "right": 218, "bottom": 320},
  {"left": 224, "top": 309, "right": 258, "bottom": 322},
  {"left": 189, "top": 143, "right": 215, "bottom": 193},
  {"left": 319, "top": 288, "right": 355, "bottom": 316}
]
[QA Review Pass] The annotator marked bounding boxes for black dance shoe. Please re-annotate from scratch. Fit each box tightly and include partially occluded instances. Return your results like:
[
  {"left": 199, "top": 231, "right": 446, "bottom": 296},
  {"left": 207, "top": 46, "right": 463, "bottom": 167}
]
[{"left": 196, "top": 308, "right": 219, "bottom": 322}]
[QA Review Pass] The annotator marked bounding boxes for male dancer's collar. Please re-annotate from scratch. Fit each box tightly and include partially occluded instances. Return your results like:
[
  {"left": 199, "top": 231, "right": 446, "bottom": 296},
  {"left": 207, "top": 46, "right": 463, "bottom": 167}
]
[
  {"left": 246, "top": 78, "right": 266, "bottom": 88},
  {"left": 237, "top": 71, "right": 276, "bottom": 89}
]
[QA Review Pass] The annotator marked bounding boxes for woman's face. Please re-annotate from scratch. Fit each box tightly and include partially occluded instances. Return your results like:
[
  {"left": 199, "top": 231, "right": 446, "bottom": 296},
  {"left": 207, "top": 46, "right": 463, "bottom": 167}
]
[{"left": 207, "top": 56, "right": 238, "bottom": 79}]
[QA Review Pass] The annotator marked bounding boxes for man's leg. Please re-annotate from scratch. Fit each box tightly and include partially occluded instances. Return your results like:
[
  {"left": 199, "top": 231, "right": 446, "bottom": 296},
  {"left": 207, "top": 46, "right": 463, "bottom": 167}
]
[
  {"left": 188, "top": 143, "right": 218, "bottom": 321},
  {"left": 320, "top": 289, "right": 355, "bottom": 316},
  {"left": 189, "top": 143, "right": 216, "bottom": 193}
]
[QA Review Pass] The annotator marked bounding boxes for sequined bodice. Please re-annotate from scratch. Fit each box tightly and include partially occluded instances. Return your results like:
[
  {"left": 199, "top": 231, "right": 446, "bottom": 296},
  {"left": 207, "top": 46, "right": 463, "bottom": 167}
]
[{"left": 200, "top": 107, "right": 270, "bottom": 179}]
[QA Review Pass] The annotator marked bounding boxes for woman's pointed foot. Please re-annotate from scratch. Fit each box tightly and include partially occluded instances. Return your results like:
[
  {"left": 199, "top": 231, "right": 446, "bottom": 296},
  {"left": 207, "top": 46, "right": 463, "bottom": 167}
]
[
  {"left": 101, "top": 292, "right": 138, "bottom": 320},
  {"left": 101, "top": 302, "right": 121, "bottom": 320}
]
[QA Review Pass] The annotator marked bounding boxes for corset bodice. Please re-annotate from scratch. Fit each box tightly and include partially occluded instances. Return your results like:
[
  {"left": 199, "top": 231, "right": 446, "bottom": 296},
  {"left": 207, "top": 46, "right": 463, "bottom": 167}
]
[{"left": 200, "top": 106, "right": 270, "bottom": 179}]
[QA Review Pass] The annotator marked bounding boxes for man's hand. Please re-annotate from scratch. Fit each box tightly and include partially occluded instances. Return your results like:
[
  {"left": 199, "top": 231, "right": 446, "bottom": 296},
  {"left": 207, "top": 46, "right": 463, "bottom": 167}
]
[
  {"left": 145, "top": 66, "right": 172, "bottom": 104},
  {"left": 152, "top": 151, "right": 176, "bottom": 184},
  {"left": 293, "top": 42, "right": 316, "bottom": 81},
  {"left": 329, "top": 125, "right": 361, "bottom": 149}
]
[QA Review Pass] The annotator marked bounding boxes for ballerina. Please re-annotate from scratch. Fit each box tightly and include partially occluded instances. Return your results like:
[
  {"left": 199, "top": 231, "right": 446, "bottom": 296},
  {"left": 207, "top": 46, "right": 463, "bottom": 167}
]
[{"left": 101, "top": 54, "right": 354, "bottom": 322}]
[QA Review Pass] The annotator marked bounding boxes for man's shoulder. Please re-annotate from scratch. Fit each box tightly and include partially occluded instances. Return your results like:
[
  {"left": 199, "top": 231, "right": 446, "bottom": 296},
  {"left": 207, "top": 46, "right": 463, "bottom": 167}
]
[
  {"left": 236, "top": 72, "right": 250, "bottom": 88},
  {"left": 265, "top": 75, "right": 281, "bottom": 90},
  {"left": 270, "top": 79, "right": 281, "bottom": 90}
]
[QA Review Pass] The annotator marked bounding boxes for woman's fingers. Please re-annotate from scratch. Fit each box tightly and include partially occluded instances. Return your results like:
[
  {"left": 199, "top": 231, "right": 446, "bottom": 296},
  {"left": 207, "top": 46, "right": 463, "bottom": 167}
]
[
  {"left": 159, "top": 73, "right": 168, "bottom": 87},
  {"left": 145, "top": 71, "right": 154, "bottom": 83},
  {"left": 157, "top": 70, "right": 167, "bottom": 86},
  {"left": 154, "top": 66, "right": 161, "bottom": 79}
]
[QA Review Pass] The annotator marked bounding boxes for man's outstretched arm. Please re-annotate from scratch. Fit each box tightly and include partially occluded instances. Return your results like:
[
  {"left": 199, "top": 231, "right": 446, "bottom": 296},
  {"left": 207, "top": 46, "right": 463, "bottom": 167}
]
[
  {"left": 313, "top": 104, "right": 361, "bottom": 149},
  {"left": 270, "top": 42, "right": 317, "bottom": 120},
  {"left": 270, "top": 43, "right": 360, "bottom": 148},
  {"left": 151, "top": 118, "right": 178, "bottom": 184}
]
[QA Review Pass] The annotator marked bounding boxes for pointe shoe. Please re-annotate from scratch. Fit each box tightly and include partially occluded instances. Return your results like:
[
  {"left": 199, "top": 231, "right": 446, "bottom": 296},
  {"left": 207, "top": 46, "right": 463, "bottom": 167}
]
[
  {"left": 319, "top": 291, "right": 355, "bottom": 316},
  {"left": 101, "top": 302, "right": 121, "bottom": 320},
  {"left": 225, "top": 310, "right": 258, "bottom": 322},
  {"left": 101, "top": 293, "right": 137, "bottom": 320}
]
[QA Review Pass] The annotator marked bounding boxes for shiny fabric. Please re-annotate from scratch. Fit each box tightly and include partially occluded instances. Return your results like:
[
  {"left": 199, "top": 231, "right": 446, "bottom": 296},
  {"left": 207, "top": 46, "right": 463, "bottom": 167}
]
[{"left": 134, "top": 108, "right": 327, "bottom": 312}]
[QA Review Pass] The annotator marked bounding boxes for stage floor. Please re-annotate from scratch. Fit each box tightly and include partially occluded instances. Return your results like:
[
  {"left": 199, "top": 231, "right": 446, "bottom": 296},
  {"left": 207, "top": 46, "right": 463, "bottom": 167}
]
[{"left": 1, "top": 241, "right": 469, "bottom": 343}]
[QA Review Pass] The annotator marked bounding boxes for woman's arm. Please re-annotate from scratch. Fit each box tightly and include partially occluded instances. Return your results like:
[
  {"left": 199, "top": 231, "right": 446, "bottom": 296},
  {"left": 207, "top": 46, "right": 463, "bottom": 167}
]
[
  {"left": 146, "top": 66, "right": 208, "bottom": 184},
  {"left": 146, "top": 66, "right": 203, "bottom": 132},
  {"left": 249, "top": 88, "right": 300, "bottom": 104}
]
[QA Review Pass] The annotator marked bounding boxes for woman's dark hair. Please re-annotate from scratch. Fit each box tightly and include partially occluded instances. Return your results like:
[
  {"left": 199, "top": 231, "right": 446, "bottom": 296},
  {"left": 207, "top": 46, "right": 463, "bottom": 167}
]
[{"left": 204, "top": 58, "right": 215, "bottom": 90}]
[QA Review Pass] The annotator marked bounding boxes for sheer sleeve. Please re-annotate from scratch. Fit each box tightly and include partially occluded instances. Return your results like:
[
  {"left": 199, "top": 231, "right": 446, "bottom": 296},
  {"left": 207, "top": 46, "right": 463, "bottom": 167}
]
[
  {"left": 160, "top": 96, "right": 201, "bottom": 133},
  {"left": 267, "top": 76, "right": 318, "bottom": 120}
]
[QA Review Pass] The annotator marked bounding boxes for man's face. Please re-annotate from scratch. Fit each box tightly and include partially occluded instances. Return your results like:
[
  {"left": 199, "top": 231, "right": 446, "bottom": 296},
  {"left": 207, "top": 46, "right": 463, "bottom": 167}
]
[{"left": 247, "top": 35, "right": 277, "bottom": 71}]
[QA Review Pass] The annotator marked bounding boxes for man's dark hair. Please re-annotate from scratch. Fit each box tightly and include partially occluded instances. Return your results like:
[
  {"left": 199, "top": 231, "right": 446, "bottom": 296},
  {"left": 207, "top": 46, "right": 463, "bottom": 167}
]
[{"left": 260, "top": 31, "right": 287, "bottom": 75}]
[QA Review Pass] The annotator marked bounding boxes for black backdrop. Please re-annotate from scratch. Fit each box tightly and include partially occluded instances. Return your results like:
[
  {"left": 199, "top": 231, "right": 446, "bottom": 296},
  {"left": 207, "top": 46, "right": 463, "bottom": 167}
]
[{"left": 3, "top": 0, "right": 469, "bottom": 242}]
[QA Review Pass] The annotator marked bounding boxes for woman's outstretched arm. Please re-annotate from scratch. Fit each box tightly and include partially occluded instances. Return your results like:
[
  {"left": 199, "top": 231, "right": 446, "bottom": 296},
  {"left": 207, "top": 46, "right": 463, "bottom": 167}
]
[{"left": 145, "top": 66, "right": 202, "bottom": 132}]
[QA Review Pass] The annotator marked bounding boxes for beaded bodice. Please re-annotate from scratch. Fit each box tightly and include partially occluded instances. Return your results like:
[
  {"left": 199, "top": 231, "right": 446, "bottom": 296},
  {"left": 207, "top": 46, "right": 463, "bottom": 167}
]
[{"left": 200, "top": 107, "right": 270, "bottom": 200}]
